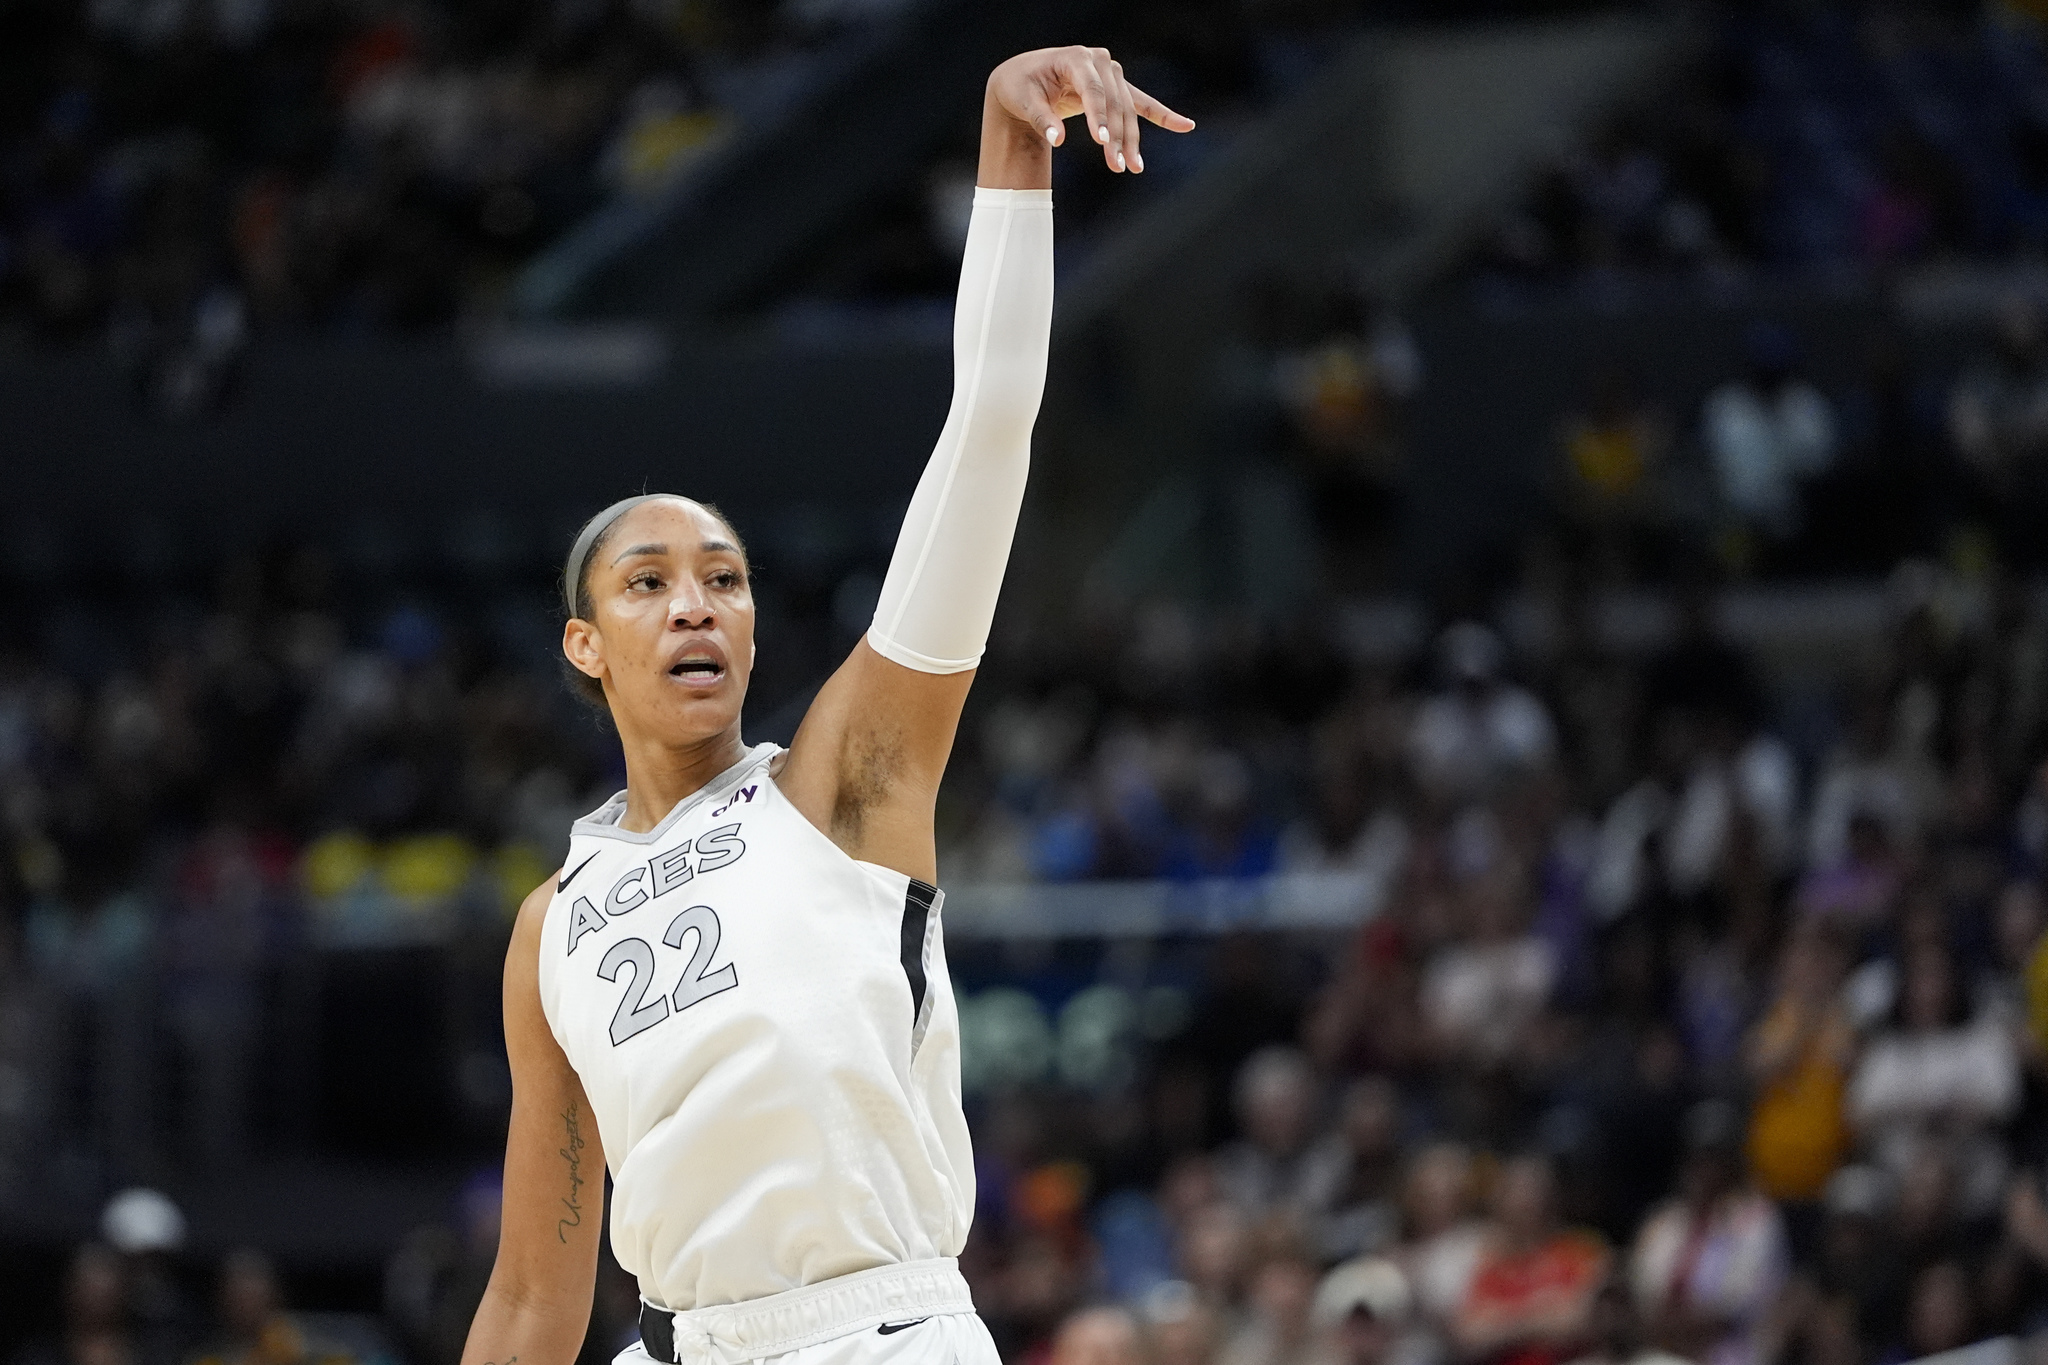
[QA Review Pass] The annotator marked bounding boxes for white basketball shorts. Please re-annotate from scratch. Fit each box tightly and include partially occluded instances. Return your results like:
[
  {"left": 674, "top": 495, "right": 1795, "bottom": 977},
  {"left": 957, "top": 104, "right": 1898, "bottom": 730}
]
[
  {"left": 615, "top": 1312, "right": 1000, "bottom": 1365},
  {"left": 617, "top": 1259, "right": 998, "bottom": 1365}
]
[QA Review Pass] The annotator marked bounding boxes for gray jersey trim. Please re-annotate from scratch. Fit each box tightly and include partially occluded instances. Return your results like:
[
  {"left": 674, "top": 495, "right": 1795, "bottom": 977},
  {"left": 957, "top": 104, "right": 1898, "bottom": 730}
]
[{"left": 570, "top": 742, "right": 780, "bottom": 845}]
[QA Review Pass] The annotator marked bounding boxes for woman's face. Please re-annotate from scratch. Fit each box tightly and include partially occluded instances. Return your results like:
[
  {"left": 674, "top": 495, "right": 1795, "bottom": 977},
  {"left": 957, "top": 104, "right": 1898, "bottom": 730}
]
[
  {"left": 1404, "top": 1147, "right": 1470, "bottom": 1236},
  {"left": 564, "top": 499, "right": 755, "bottom": 749},
  {"left": 1781, "top": 928, "right": 1844, "bottom": 1003},
  {"left": 1494, "top": 1158, "right": 1554, "bottom": 1240},
  {"left": 1996, "top": 881, "right": 2044, "bottom": 967},
  {"left": 1177, "top": 1204, "right": 1246, "bottom": 1297},
  {"left": 66, "top": 1246, "right": 124, "bottom": 1329},
  {"left": 1903, "top": 950, "right": 1953, "bottom": 1031}
]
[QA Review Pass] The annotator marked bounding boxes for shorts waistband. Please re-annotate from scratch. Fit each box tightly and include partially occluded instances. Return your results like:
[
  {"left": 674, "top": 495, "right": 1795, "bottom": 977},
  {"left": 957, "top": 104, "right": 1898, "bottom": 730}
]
[{"left": 639, "top": 1259, "right": 975, "bottom": 1364}]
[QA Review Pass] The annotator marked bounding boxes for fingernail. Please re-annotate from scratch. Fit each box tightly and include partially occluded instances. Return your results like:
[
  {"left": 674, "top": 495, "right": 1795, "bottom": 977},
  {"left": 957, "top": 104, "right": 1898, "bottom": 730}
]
[
  {"left": 1132, "top": 152, "right": 1144, "bottom": 172},
  {"left": 1046, "top": 125, "right": 1060, "bottom": 144},
  {"left": 1097, "top": 124, "right": 1109, "bottom": 142},
  {"left": 1115, "top": 150, "right": 1126, "bottom": 171}
]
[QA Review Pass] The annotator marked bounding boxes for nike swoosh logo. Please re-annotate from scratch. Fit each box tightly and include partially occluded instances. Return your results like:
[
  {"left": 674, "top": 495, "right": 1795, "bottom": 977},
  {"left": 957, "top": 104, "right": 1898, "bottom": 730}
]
[
  {"left": 876, "top": 1320, "right": 929, "bottom": 1336},
  {"left": 558, "top": 853, "right": 599, "bottom": 892}
]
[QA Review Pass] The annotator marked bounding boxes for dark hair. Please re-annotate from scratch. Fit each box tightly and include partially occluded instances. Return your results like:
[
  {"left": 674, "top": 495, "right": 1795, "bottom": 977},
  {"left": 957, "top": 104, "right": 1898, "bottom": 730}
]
[{"left": 562, "top": 496, "right": 749, "bottom": 710}]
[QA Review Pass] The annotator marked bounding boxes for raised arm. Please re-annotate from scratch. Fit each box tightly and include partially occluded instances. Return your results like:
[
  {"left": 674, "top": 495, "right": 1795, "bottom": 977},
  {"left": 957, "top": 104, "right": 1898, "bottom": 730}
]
[
  {"left": 778, "top": 47, "right": 1191, "bottom": 881},
  {"left": 461, "top": 878, "right": 607, "bottom": 1365}
]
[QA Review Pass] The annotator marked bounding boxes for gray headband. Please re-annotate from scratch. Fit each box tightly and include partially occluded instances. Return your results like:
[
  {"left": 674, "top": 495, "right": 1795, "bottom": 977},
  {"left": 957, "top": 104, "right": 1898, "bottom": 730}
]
[{"left": 563, "top": 494, "right": 670, "bottom": 615}]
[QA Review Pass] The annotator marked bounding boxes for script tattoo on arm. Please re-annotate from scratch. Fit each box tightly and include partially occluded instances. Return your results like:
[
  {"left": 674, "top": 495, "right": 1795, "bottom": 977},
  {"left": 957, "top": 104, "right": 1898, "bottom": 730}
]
[{"left": 557, "top": 1101, "right": 586, "bottom": 1244}]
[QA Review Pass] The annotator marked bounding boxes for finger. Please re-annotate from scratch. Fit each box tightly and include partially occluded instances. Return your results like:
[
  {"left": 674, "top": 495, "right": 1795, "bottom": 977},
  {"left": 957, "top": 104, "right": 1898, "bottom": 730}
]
[
  {"left": 1098, "top": 50, "right": 1131, "bottom": 173},
  {"left": 1017, "top": 82, "right": 1065, "bottom": 146},
  {"left": 1096, "top": 53, "right": 1129, "bottom": 172},
  {"left": 1129, "top": 82, "right": 1196, "bottom": 133},
  {"left": 1094, "top": 50, "right": 1130, "bottom": 172},
  {"left": 1110, "top": 59, "right": 1141, "bottom": 172},
  {"left": 1066, "top": 47, "right": 1114, "bottom": 167}
]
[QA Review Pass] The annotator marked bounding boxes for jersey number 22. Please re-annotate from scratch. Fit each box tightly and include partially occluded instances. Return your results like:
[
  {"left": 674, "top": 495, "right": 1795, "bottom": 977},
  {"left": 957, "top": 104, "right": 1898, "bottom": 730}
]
[{"left": 595, "top": 905, "right": 738, "bottom": 1046}]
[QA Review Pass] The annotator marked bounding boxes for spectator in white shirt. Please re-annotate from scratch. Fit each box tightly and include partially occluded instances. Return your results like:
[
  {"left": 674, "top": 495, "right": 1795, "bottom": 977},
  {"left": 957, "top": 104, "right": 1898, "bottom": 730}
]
[
  {"left": 1394, "top": 1144, "right": 1489, "bottom": 1331},
  {"left": 1703, "top": 322, "right": 1837, "bottom": 543},
  {"left": 1849, "top": 942, "right": 2020, "bottom": 1217},
  {"left": 1409, "top": 624, "right": 1557, "bottom": 806},
  {"left": 1628, "top": 1101, "right": 1789, "bottom": 1365},
  {"left": 1422, "top": 864, "right": 1557, "bottom": 1068},
  {"left": 1214, "top": 1046, "right": 1340, "bottom": 1221},
  {"left": 1947, "top": 299, "right": 2048, "bottom": 496}
]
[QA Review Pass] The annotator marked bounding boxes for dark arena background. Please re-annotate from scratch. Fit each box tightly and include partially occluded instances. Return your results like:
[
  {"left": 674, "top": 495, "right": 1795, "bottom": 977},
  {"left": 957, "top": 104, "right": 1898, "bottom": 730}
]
[{"left": 8, "top": 1, "right": 2048, "bottom": 1364}]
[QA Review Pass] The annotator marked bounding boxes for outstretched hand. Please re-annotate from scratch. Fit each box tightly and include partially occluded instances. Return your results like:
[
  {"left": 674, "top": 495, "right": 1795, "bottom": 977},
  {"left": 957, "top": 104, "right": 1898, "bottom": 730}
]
[{"left": 988, "top": 45, "right": 1195, "bottom": 176}]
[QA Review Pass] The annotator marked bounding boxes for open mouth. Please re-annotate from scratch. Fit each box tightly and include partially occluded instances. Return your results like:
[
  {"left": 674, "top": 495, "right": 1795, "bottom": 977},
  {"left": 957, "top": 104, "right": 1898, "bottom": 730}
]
[{"left": 668, "top": 656, "right": 726, "bottom": 681}]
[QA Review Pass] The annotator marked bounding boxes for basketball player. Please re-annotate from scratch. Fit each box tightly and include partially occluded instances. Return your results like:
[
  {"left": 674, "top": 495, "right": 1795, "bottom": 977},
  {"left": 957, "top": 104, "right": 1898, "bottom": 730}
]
[{"left": 461, "top": 45, "right": 1192, "bottom": 1365}]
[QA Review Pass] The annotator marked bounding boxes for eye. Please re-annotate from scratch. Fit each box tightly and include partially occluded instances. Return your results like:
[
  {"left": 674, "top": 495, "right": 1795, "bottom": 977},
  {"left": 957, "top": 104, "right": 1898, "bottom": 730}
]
[
  {"left": 627, "top": 571, "right": 663, "bottom": 592},
  {"left": 711, "top": 569, "right": 743, "bottom": 590}
]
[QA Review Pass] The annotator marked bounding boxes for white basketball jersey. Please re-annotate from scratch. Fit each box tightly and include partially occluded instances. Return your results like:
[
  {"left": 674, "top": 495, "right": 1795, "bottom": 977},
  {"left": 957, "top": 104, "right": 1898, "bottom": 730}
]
[{"left": 536, "top": 743, "right": 975, "bottom": 1314}]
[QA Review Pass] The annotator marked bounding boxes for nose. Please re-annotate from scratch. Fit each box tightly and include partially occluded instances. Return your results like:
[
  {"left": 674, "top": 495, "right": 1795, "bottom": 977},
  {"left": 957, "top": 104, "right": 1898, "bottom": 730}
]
[{"left": 668, "top": 587, "right": 714, "bottom": 630}]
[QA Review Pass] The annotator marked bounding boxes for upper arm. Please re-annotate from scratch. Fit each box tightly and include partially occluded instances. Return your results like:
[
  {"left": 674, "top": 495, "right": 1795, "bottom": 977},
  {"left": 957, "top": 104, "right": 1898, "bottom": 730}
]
[
  {"left": 489, "top": 877, "right": 606, "bottom": 1319},
  {"left": 773, "top": 190, "right": 1047, "bottom": 878},
  {"left": 777, "top": 639, "right": 973, "bottom": 884}
]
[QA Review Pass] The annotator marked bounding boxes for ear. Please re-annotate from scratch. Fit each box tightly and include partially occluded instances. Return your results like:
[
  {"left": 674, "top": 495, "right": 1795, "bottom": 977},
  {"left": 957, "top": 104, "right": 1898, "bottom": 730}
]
[{"left": 563, "top": 618, "right": 607, "bottom": 682}]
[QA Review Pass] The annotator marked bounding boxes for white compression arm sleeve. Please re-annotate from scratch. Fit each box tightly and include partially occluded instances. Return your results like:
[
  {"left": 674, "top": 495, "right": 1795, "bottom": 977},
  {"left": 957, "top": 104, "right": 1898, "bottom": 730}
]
[{"left": 866, "top": 186, "right": 1053, "bottom": 674}]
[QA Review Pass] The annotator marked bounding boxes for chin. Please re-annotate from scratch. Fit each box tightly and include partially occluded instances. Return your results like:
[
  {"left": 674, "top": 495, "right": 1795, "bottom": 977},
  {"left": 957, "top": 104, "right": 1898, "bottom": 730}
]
[{"left": 657, "top": 688, "right": 746, "bottom": 739}]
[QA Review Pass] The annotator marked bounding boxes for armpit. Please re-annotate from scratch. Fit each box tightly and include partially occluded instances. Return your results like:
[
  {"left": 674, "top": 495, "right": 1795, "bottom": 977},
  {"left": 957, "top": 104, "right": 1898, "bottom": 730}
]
[{"left": 831, "top": 724, "right": 906, "bottom": 842}]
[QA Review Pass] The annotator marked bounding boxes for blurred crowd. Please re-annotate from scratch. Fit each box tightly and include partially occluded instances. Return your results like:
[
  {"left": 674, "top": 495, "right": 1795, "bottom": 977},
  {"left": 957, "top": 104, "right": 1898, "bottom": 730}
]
[
  {"left": 19, "top": 3, "right": 2048, "bottom": 1364},
  {"left": 18, "top": 0, "right": 2048, "bottom": 353},
  {"left": 767, "top": 0, "right": 1376, "bottom": 314},
  {"left": 933, "top": 565, "right": 2048, "bottom": 1365},
  {"left": 11, "top": 289, "right": 2048, "bottom": 1365},
  {"left": 0, "top": 0, "right": 1515, "bottom": 355},
  {"left": 792, "top": 0, "right": 2048, "bottom": 317},
  {"left": 21, "top": 1188, "right": 393, "bottom": 1365},
  {"left": 0, "top": 545, "right": 619, "bottom": 1186},
  {"left": 1545, "top": 295, "right": 2048, "bottom": 585},
  {"left": 0, "top": 0, "right": 911, "bottom": 381},
  {"left": 16, "top": 537, "right": 2048, "bottom": 1365},
  {"left": 1468, "top": 1, "right": 2048, "bottom": 294}
]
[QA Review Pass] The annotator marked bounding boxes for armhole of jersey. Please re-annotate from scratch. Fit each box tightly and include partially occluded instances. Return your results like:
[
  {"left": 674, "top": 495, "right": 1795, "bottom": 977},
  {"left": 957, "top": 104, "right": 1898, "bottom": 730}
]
[
  {"left": 767, "top": 771, "right": 947, "bottom": 1057},
  {"left": 534, "top": 885, "right": 571, "bottom": 1056},
  {"left": 901, "top": 878, "right": 941, "bottom": 1057}
]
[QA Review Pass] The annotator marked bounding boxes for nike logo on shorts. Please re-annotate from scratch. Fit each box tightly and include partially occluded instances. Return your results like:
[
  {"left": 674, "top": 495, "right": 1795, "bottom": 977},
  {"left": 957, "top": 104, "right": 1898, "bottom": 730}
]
[
  {"left": 876, "top": 1320, "right": 929, "bottom": 1335},
  {"left": 558, "top": 852, "right": 599, "bottom": 892}
]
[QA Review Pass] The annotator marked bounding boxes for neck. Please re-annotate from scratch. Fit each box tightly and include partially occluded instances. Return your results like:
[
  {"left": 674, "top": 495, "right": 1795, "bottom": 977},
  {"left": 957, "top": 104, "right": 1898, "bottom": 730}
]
[{"left": 616, "top": 722, "right": 750, "bottom": 833}]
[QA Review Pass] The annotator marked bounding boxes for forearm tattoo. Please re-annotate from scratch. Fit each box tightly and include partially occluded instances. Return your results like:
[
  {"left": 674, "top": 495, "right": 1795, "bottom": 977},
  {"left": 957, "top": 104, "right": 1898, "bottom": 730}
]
[{"left": 557, "top": 1101, "right": 587, "bottom": 1243}]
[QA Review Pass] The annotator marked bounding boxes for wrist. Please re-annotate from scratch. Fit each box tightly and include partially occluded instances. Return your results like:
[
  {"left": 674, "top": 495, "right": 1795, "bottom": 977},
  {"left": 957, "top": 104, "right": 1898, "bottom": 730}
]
[
  {"left": 981, "top": 78, "right": 1041, "bottom": 136},
  {"left": 978, "top": 84, "right": 1052, "bottom": 190}
]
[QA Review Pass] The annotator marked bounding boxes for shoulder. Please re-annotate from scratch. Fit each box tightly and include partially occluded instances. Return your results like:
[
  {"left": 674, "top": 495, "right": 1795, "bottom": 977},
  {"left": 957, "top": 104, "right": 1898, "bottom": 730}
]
[
  {"left": 1633, "top": 1200, "right": 1685, "bottom": 1244},
  {"left": 507, "top": 869, "right": 562, "bottom": 973},
  {"left": 502, "top": 869, "right": 570, "bottom": 1056},
  {"left": 517, "top": 871, "right": 560, "bottom": 933}
]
